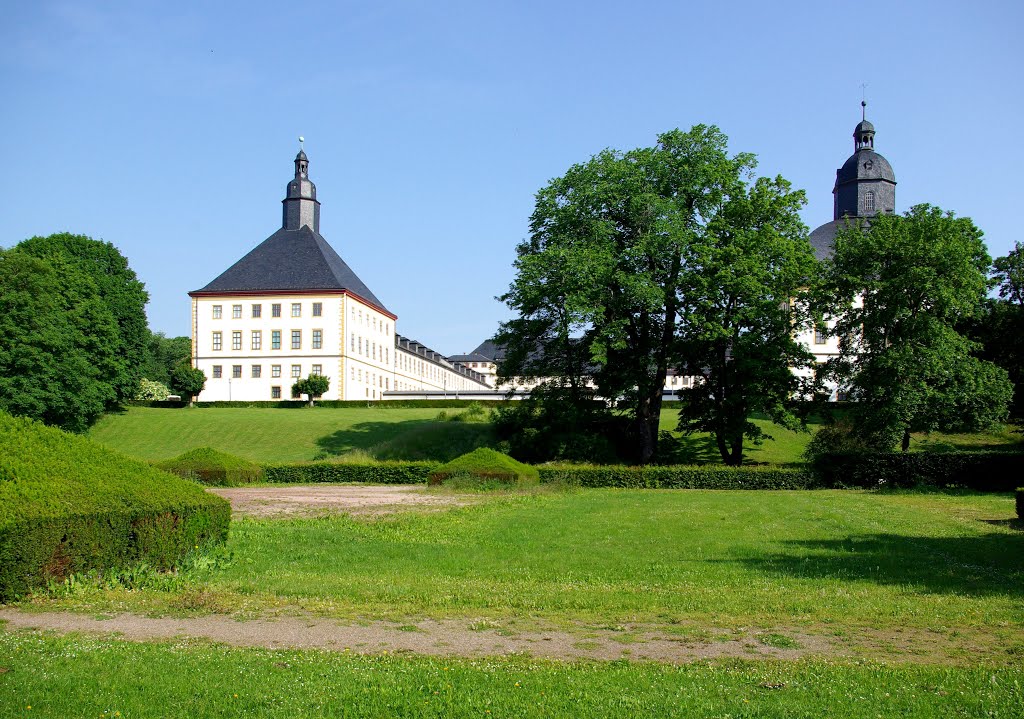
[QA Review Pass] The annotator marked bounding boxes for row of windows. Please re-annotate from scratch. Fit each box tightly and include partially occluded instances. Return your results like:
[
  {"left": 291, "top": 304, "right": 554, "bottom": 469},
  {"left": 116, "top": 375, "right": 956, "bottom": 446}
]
[
  {"left": 212, "top": 329, "right": 323, "bottom": 351},
  {"left": 350, "top": 334, "right": 389, "bottom": 363},
  {"left": 211, "top": 364, "right": 324, "bottom": 379},
  {"left": 350, "top": 366, "right": 390, "bottom": 390},
  {"left": 212, "top": 302, "right": 323, "bottom": 320},
  {"left": 350, "top": 306, "right": 390, "bottom": 335}
]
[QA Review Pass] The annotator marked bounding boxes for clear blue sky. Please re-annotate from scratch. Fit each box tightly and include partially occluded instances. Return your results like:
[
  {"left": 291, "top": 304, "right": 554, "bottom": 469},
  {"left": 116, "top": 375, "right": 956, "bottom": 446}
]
[{"left": 2, "top": 1, "right": 1021, "bottom": 356}]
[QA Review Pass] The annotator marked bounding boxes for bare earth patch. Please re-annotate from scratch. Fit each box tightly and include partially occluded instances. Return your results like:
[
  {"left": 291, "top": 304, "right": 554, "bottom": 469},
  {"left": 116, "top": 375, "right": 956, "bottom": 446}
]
[{"left": 207, "top": 485, "right": 478, "bottom": 518}]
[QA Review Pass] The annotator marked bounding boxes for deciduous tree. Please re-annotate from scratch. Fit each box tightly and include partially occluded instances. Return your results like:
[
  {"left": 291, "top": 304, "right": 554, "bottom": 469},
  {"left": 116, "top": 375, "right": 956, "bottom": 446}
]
[
  {"left": 821, "top": 205, "right": 1012, "bottom": 450},
  {"left": 171, "top": 365, "right": 206, "bottom": 407},
  {"left": 293, "top": 374, "right": 330, "bottom": 407}
]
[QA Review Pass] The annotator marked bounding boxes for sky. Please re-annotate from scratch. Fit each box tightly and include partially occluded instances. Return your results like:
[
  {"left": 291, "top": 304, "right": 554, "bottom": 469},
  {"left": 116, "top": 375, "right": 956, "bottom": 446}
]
[{"left": 2, "top": 1, "right": 1022, "bottom": 357}]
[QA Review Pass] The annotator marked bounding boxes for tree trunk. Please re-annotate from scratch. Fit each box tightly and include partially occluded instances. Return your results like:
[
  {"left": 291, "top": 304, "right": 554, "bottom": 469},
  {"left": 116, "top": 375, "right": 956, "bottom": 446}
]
[
  {"left": 635, "top": 386, "right": 664, "bottom": 465},
  {"left": 901, "top": 427, "right": 911, "bottom": 452}
]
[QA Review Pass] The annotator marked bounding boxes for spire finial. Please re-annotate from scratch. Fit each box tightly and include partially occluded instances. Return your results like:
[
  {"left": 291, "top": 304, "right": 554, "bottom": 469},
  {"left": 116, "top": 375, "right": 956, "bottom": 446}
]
[
  {"left": 860, "top": 82, "right": 869, "bottom": 121},
  {"left": 299, "top": 135, "right": 304, "bottom": 150}
]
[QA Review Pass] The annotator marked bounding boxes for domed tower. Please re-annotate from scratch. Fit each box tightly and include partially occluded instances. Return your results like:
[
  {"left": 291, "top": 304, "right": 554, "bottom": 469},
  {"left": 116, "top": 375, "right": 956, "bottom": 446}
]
[
  {"left": 808, "top": 103, "right": 898, "bottom": 260},
  {"left": 833, "top": 101, "right": 896, "bottom": 220},
  {"left": 282, "top": 147, "right": 321, "bottom": 232}
]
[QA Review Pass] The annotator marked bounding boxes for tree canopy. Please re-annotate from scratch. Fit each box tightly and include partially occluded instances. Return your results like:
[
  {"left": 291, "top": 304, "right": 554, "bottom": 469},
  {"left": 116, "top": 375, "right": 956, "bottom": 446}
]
[
  {"left": 821, "top": 205, "right": 1012, "bottom": 450},
  {"left": 0, "top": 249, "right": 120, "bottom": 432},
  {"left": 293, "top": 374, "right": 330, "bottom": 407},
  {"left": 16, "top": 233, "right": 149, "bottom": 405},
  {"left": 497, "top": 126, "right": 816, "bottom": 464}
]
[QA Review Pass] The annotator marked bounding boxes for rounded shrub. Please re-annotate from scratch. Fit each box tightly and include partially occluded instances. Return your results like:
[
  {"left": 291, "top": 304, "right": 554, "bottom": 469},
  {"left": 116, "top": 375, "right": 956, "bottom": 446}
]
[
  {"left": 428, "top": 447, "right": 539, "bottom": 488},
  {"left": 156, "top": 447, "right": 262, "bottom": 486}
]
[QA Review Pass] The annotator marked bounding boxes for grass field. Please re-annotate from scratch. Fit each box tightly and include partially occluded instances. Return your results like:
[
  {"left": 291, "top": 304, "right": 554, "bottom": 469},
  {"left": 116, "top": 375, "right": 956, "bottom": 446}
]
[
  {"left": 88, "top": 406, "right": 1023, "bottom": 464},
  {"left": 3, "top": 631, "right": 1021, "bottom": 718},
  {"left": 6, "top": 488, "right": 1023, "bottom": 715}
]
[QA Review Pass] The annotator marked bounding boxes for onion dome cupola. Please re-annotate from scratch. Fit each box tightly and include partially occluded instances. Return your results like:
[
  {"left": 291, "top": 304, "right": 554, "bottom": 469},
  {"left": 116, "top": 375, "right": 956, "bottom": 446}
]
[
  {"left": 833, "top": 101, "right": 896, "bottom": 220},
  {"left": 282, "top": 139, "right": 321, "bottom": 232}
]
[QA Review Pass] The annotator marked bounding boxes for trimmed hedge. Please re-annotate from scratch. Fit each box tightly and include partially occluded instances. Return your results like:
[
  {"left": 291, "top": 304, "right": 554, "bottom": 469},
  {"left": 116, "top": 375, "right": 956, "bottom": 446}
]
[
  {"left": 428, "top": 448, "right": 540, "bottom": 486},
  {"left": 262, "top": 461, "right": 439, "bottom": 484},
  {"left": 156, "top": 447, "right": 263, "bottom": 487},
  {"left": 0, "top": 413, "right": 230, "bottom": 600},
  {"left": 128, "top": 400, "right": 512, "bottom": 410},
  {"left": 811, "top": 451, "right": 1024, "bottom": 490},
  {"left": 538, "top": 464, "right": 816, "bottom": 489}
]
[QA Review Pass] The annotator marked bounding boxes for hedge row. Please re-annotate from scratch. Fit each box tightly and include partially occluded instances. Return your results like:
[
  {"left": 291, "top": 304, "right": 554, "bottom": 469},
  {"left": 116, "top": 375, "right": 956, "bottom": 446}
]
[
  {"left": 812, "top": 451, "right": 1024, "bottom": 491},
  {"left": 261, "top": 461, "right": 440, "bottom": 484},
  {"left": 0, "top": 413, "right": 230, "bottom": 600},
  {"left": 537, "top": 464, "right": 816, "bottom": 489},
  {"left": 156, "top": 447, "right": 262, "bottom": 487},
  {"left": 129, "top": 400, "right": 511, "bottom": 410}
]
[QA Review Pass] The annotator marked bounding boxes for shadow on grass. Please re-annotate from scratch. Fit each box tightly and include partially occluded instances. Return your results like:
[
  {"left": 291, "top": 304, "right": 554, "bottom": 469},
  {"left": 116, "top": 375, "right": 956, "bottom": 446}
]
[
  {"left": 738, "top": 533, "right": 1024, "bottom": 598},
  {"left": 316, "top": 420, "right": 497, "bottom": 462}
]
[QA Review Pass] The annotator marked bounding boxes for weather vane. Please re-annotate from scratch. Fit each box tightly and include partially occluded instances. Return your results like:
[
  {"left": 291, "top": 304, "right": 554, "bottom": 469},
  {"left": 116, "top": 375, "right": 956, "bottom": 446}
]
[{"left": 860, "top": 83, "right": 869, "bottom": 119}]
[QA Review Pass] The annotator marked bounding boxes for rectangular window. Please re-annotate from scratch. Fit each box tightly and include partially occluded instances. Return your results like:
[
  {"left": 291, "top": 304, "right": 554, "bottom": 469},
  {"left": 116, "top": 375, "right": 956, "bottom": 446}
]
[
  {"left": 252, "top": 304, "right": 262, "bottom": 318},
  {"left": 291, "top": 303, "right": 301, "bottom": 317},
  {"left": 271, "top": 386, "right": 281, "bottom": 399},
  {"left": 291, "top": 330, "right": 301, "bottom": 350},
  {"left": 291, "top": 364, "right": 301, "bottom": 378},
  {"left": 272, "top": 330, "right": 281, "bottom": 350},
  {"left": 212, "top": 305, "right": 222, "bottom": 319},
  {"left": 350, "top": 334, "right": 355, "bottom": 352},
  {"left": 312, "top": 302, "right": 322, "bottom": 317},
  {"left": 252, "top": 365, "right": 262, "bottom": 378},
  {"left": 351, "top": 367, "right": 355, "bottom": 380},
  {"left": 358, "top": 337, "right": 363, "bottom": 354},
  {"left": 232, "top": 331, "right": 242, "bottom": 351},
  {"left": 272, "top": 364, "right": 281, "bottom": 378},
  {"left": 814, "top": 325, "right": 827, "bottom": 345},
  {"left": 271, "top": 303, "right": 281, "bottom": 318},
  {"left": 312, "top": 364, "right": 322, "bottom": 376},
  {"left": 232, "top": 365, "right": 242, "bottom": 378},
  {"left": 212, "top": 331, "right": 222, "bottom": 351},
  {"left": 372, "top": 342, "right": 376, "bottom": 360},
  {"left": 212, "top": 365, "right": 222, "bottom": 378},
  {"left": 312, "top": 329, "right": 322, "bottom": 350},
  {"left": 232, "top": 304, "right": 242, "bottom": 319},
  {"left": 251, "top": 330, "right": 262, "bottom": 351}
]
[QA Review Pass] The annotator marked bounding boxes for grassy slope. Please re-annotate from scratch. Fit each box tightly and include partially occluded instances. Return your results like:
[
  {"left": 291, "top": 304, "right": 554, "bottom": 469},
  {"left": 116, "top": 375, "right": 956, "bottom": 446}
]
[
  {"left": 92, "top": 406, "right": 1022, "bottom": 465},
  {"left": 3, "top": 631, "right": 1021, "bottom": 719}
]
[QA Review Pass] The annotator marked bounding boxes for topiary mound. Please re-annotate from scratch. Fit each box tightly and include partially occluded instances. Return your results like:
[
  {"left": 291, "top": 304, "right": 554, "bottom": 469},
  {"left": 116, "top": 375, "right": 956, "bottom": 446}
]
[
  {"left": 156, "top": 447, "right": 262, "bottom": 486},
  {"left": 0, "top": 412, "right": 230, "bottom": 600},
  {"left": 428, "top": 447, "right": 539, "bottom": 487}
]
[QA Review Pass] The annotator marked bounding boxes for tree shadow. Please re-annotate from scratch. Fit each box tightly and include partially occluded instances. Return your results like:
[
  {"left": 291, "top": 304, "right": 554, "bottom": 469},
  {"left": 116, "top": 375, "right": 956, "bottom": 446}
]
[
  {"left": 736, "top": 532, "right": 1024, "bottom": 598},
  {"left": 316, "top": 420, "right": 497, "bottom": 462},
  {"left": 659, "top": 433, "right": 724, "bottom": 464}
]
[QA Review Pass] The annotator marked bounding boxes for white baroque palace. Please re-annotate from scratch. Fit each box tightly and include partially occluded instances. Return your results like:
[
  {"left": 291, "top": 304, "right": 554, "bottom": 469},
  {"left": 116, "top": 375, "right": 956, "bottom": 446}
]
[{"left": 189, "top": 149, "right": 490, "bottom": 401}]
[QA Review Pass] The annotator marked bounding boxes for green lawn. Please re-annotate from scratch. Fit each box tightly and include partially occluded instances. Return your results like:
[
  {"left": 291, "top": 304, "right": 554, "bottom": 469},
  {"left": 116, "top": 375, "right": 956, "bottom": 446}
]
[
  {"left": 3, "top": 630, "right": 1021, "bottom": 719},
  {"left": 90, "top": 406, "right": 1022, "bottom": 465}
]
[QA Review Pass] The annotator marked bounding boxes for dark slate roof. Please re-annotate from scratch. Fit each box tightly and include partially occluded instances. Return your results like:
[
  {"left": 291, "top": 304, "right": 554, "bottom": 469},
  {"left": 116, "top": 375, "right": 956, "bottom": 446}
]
[
  {"left": 836, "top": 149, "right": 895, "bottom": 186},
  {"left": 809, "top": 217, "right": 871, "bottom": 261},
  {"left": 191, "top": 225, "right": 389, "bottom": 312},
  {"left": 467, "top": 339, "right": 505, "bottom": 361},
  {"left": 449, "top": 352, "right": 494, "bottom": 363}
]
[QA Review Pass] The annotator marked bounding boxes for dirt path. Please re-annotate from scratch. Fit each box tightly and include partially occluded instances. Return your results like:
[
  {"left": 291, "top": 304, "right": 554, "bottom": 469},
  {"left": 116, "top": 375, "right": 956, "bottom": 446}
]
[
  {"left": 206, "top": 484, "right": 476, "bottom": 518},
  {"left": 0, "top": 609, "right": 831, "bottom": 662}
]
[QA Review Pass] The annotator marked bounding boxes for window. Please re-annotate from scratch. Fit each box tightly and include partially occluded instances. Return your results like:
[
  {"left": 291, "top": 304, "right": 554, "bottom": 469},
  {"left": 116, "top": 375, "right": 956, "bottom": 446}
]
[
  {"left": 291, "top": 330, "right": 301, "bottom": 349},
  {"left": 212, "top": 365, "right": 222, "bottom": 378},
  {"left": 251, "top": 330, "right": 262, "bottom": 350},
  {"left": 272, "top": 364, "right": 281, "bottom": 378},
  {"left": 212, "top": 331, "right": 222, "bottom": 351},
  {"left": 271, "top": 303, "right": 281, "bottom": 318},
  {"left": 372, "top": 343, "right": 376, "bottom": 360},
  {"left": 291, "top": 303, "right": 301, "bottom": 317},
  {"left": 864, "top": 190, "right": 876, "bottom": 214},
  {"left": 232, "top": 331, "right": 242, "bottom": 350},
  {"left": 814, "top": 325, "right": 827, "bottom": 345},
  {"left": 232, "top": 304, "right": 242, "bottom": 319},
  {"left": 232, "top": 365, "right": 242, "bottom": 378},
  {"left": 350, "top": 334, "right": 355, "bottom": 352},
  {"left": 312, "top": 302, "right": 322, "bottom": 317},
  {"left": 291, "top": 364, "right": 301, "bottom": 378},
  {"left": 350, "top": 367, "right": 355, "bottom": 380},
  {"left": 312, "top": 364, "right": 322, "bottom": 376},
  {"left": 252, "top": 365, "right": 262, "bottom": 378},
  {"left": 312, "top": 329, "right": 322, "bottom": 349},
  {"left": 252, "top": 304, "right": 262, "bottom": 318},
  {"left": 271, "top": 386, "right": 281, "bottom": 399},
  {"left": 272, "top": 330, "right": 281, "bottom": 350},
  {"left": 212, "top": 305, "right": 222, "bottom": 319},
  {"left": 358, "top": 337, "right": 363, "bottom": 355}
]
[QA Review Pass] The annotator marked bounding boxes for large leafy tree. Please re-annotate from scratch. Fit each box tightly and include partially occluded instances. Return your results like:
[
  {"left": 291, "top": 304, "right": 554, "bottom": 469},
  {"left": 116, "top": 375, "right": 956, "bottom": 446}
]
[
  {"left": 293, "top": 374, "right": 330, "bottom": 407},
  {"left": 142, "top": 331, "right": 193, "bottom": 386},
  {"left": 498, "top": 126, "right": 815, "bottom": 464},
  {"left": 0, "top": 250, "right": 120, "bottom": 432},
  {"left": 17, "top": 233, "right": 149, "bottom": 405},
  {"left": 821, "top": 205, "right": 1012, "bottom": 450},
  {"left": 970, "top": 241, "right": 1024, "bottom": 417}
]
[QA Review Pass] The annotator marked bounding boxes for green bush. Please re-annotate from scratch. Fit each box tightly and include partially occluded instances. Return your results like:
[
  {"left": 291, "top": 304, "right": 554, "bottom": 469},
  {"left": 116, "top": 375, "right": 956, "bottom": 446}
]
[
  {"left": 428, "top": 448, "right": 540, "bottom": 487},
  {"left": 0, "top": 412, "right": 230, "bottom": 600},
  {"left": 262, "top": 461, "right": 438, "bottom": 484},
  {"left": 156, "top": 447, "right": 263, "bottom": 487},
  {"left": 810, "top": 451, "right": 1024, "bottom": 490},
  {"left": 537, "top": 464, "right": 816, "bottom": 489}
]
